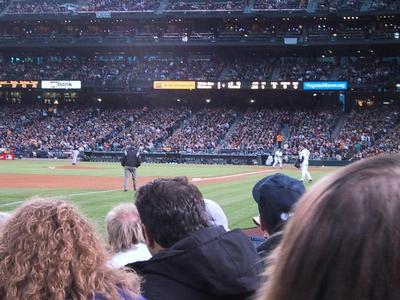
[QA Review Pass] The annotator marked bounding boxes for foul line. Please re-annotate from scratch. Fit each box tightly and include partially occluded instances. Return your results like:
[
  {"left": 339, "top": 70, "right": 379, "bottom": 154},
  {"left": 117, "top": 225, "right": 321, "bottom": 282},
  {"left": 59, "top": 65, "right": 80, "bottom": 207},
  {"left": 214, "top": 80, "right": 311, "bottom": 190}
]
[
  {"left": 191, "top": 169, "right": 273, "bottom": 182},
  {"left": 0, "top": 189, "right": 120, "bottom": 208}
]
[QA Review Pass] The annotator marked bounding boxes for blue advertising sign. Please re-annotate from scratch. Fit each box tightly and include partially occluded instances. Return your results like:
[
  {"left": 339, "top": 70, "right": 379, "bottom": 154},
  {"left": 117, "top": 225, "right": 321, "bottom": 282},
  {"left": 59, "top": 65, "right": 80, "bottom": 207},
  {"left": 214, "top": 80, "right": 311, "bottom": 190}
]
[{"left": 303, "top": 81, "right": 348, "bottom": 91}]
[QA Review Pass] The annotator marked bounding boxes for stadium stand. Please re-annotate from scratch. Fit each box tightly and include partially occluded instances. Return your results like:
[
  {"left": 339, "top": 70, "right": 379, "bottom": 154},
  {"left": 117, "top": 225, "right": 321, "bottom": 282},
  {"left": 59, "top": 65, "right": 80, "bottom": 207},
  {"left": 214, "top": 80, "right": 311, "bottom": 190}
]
[
  {"left": 165, "top": 0, "right": 245, "bottom": 11},
  {"left": 254, "top": 0, "right": 308, "bottom": 10},
  {"left": 5, "top": 0, "right": 79, "bottom": 13},
  {"left": 0, "top": 55, "right": 398, "bottom": 85},
  {"left": 1, "top": 104, "right": 399, "bottom": 160},
  {"left": 83, "top": 0, "right": 160, "bottom": 12}
]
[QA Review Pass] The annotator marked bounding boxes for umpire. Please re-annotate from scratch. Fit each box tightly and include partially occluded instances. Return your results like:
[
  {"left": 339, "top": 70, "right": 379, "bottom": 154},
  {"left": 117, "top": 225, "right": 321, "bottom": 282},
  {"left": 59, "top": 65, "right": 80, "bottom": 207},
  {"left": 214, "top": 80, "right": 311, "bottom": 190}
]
[{"left": 121, "top": 146, "right": 141, "bottom": 192}]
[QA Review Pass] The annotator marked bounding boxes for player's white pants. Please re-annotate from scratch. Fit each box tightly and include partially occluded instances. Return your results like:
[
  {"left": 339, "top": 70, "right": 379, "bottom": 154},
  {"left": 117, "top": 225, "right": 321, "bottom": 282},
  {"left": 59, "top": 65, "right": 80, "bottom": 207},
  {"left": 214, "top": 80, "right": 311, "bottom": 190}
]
[
  {"left": 301, "top": 164, "right": 312, "bottom": 181},
  {"left": 124, "top": 167, "right": 137, "bottom": 191},
  {"left": 273, "top": 158, "right": 282, "bottom": 168},
  {"left": 72, "top": 150, "right": 79, "bottom": 165}
]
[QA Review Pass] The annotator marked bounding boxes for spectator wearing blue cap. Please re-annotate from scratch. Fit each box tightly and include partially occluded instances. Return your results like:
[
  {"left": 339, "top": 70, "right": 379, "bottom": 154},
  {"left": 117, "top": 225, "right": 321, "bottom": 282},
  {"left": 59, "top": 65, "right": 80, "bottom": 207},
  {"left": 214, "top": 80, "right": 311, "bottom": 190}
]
[{"left": 252, "top": 173, "right": 305, "bottom": 258}]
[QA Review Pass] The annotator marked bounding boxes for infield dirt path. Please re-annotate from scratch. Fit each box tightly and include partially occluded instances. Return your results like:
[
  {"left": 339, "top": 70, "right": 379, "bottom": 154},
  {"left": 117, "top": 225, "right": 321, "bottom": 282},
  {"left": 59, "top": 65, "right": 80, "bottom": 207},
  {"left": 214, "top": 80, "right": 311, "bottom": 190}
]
[{"left": 0, "top": 169, "right": 273, "bottom": 190}]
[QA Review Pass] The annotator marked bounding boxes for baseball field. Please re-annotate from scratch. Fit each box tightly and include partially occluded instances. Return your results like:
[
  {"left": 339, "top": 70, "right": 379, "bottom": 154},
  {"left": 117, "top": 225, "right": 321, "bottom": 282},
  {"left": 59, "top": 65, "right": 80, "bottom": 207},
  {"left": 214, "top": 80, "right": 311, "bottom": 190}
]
[{"left": 0, "top": 160, "right": 338, "bottom": 237}]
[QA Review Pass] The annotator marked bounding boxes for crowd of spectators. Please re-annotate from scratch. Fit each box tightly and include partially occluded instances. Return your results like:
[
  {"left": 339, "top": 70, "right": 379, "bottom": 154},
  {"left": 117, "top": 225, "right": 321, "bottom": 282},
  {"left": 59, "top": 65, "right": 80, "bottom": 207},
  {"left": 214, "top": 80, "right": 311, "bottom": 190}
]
[
  {"left": 354, "top": 125, "right": 400, "bottom": 159},
  {"left": 163, "top": 109, "right": 237, "bottom": 152},
  {"left": 82, "top": 0, "right": 160, "bottom": 12},
  {"left": 110, "top": 107, "right": 189, "bottom": 152},
  {"left": 166, "top": 0, "right": 245, "bottom": 11},
  {"left": 254, "top": 0, "right": 308, "bottom": 10},
  {"left": 339, "top": 57, "right": 400, "bottom": 85},
  {"left": 6, "top": 0, "right": 78, "bottom": 14},
  {"left": 0, "top": 0, "right": 8, "bottom": 11},
  {"left": 221, "top": 109, "right": 282, "bottom": 153},
  {"left": 1, "top": 0, "right": 398, "bottom": 13},
  {"left": 277, "top": 58, "right": 336, "bottom": 81},
  {"left": 220, "top": 58, "right": 277, "bottom": 81},
  {"left": 317, "top": 0, "right": 361, "bottom": 11},
  {"left": 285, "top": 111, "right": 341, "bottom": 159},
  {"left": 0, "top": 107, "right": 139, "bottom": 153},
  {"left": 0, "top": 55, "right": 399, "bottom": 85},
  {"left": 335, "top": 106, "right": 399, "bottom": 160},
  {"left": 369, "top": 0, "right": 400, "bottom": 11},
  {"left": 2, "top": 104, "right": 399, "bottom": 160}
]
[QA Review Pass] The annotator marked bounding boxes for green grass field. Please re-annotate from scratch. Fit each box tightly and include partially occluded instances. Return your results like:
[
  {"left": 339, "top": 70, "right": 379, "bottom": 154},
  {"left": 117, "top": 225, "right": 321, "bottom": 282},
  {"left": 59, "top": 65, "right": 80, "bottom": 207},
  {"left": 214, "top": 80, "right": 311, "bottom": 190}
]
[{"left": 0, "top": 160, "right": 338, "bottom": 238}]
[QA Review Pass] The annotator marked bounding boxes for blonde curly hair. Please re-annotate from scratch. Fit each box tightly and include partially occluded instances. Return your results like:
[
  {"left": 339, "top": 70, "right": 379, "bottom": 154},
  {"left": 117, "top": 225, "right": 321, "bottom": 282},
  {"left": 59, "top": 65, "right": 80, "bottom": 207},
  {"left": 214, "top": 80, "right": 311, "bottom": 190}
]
[{"left": 0, "top": 198, "right": 141, "bottom": 300}]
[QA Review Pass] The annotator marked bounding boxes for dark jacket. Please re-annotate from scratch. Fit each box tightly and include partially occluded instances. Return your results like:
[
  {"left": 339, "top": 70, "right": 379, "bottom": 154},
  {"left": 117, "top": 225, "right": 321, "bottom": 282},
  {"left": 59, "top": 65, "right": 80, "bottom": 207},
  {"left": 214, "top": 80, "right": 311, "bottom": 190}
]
[
  {"left": 127, "top": 226, "right": 263, "bottom": 300},
  {"left": 256, "top": 231, "right": 283, "bottom": 259},
  {"left": 121, "top": 149, "right": 140, "bottom": 168}
]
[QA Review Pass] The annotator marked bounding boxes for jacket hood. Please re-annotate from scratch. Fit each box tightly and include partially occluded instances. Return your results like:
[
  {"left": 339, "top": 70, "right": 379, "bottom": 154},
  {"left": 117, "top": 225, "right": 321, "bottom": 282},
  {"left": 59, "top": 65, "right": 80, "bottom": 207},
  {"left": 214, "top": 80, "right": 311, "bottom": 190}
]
[{"left": 134, "top": 226, "right": 262, "bottom": 298}]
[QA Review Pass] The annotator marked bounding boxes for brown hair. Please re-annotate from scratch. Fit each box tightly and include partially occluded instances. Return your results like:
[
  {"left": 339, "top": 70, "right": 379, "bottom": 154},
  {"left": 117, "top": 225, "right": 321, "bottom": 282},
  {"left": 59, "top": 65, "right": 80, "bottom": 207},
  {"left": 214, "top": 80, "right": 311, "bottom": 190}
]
[
  {"left": 257, "top": 154, "right": 400, "bottom": 300},
  {"left": 106, "top": 203, "right": 144, "bottom": 253},
  {"left": 136, "top": 176, "right": 208, "bottom": 248},
  {"left": 0, "top": 198, "right": 141, "bottom": 300}
]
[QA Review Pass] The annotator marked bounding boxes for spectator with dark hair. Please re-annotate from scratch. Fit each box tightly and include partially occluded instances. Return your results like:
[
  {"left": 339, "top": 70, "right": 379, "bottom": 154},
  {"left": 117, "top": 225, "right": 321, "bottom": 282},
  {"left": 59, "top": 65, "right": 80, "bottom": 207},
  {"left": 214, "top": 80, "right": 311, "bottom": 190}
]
[
  {"left": 128, "top": 177, "right": 262, "bottom": 300},
  {"left": 252, "top": 174, "right": 305, "bottom": 258},
  {"left": 0, "top": 198, "right": 143, "bottom": 300},
  {"left": 106, "top": 203, "right": 152, "bottom": 268},
  {"left": 257, "top": 154, "right": 400, "bottom": 300}
]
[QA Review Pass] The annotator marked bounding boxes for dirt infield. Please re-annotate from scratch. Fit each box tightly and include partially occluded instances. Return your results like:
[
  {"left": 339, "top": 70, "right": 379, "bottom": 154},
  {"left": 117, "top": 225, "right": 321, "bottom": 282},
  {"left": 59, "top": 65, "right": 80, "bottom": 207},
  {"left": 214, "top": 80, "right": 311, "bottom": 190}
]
[
  {"left": 55, "top": 165, "right": 102, "bottom": 170},
  {"left": 0, "top": 169, "right": 274, "bottom": 190},
  {"left": 0, "top": 174, "right": 157, "bottom": 189}
]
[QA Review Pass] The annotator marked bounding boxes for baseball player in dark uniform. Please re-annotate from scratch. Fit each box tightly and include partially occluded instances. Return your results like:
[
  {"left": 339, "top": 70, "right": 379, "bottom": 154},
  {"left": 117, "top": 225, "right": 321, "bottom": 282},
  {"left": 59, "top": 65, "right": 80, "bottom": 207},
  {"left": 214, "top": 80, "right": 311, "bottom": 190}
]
[{"left": 121, "top": 146, "right": 141, "bottom": 191}]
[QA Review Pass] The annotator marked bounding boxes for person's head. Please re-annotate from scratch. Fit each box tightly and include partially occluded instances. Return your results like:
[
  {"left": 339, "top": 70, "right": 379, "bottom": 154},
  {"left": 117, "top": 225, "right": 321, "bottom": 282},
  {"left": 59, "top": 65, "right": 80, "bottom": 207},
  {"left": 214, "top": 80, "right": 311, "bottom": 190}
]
[
  {"left": 136, "top": 177, "right": 208, "bottom": 254},
  {"left": 0, "top": 198, "right": 140, "bottom": 300},
  {"left": 0, "top": 212, "right": 10, "bottom": 231},
  {"left": 204, "top": 199, "right": 229, "bottom": 231},
  {"left": 257, "top": 154, "right": 400, "bottom": 300},
  {"left": 252, "top": 173, "right": 305, "bottom": 236},
  {"left": 106, "top": 203, "right": 144, "bottom": 253}
]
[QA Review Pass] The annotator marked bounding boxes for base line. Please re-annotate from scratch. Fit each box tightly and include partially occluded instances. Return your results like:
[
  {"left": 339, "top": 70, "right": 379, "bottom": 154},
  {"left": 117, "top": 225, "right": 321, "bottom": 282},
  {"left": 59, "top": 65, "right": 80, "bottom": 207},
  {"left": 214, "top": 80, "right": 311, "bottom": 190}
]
[{"left": 192, "top": 169, "right": 272, "bottom": 182}]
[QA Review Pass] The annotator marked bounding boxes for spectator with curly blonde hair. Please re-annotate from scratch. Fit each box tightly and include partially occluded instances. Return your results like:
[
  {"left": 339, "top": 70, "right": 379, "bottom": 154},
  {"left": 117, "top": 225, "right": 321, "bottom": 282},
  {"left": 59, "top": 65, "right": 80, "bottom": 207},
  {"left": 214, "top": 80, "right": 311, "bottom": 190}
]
[
  {"left": 0, "top": 198, "right": 144, "bottom": 300},
  {"left": 0, "top": 212, "right": 10, "bottom": 231}
]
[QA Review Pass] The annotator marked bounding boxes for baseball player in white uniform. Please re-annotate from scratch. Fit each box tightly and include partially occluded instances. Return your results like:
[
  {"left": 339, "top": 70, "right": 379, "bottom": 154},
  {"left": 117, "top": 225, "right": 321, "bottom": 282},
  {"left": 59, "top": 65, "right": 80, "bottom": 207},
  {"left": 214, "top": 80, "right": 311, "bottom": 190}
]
[
  {"left": 299, "top": 146, "right": 312, "bottom": 182},
  {"left": 266, "top": 154, "right": 273, "bottom": 166},
  {"left": 272, "top": 149, "right": 283, "bottom": 169},
  {"left": 72, "top": 146, "right": 79, "bottom": 165}
]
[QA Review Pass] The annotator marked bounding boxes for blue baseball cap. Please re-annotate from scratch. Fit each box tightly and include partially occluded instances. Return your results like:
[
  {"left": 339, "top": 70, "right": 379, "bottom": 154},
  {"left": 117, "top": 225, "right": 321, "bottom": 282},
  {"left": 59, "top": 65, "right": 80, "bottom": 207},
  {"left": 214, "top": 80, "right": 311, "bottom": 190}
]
[{"left": 252, "top": 173, "right": 305, "bottom": 235}]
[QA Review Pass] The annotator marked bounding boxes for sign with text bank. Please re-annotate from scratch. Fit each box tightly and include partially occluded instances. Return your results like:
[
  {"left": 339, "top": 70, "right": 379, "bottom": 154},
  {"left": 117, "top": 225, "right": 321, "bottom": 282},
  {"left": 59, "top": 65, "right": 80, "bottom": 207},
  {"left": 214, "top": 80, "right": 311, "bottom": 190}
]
[{"left": 41, "top": 81, "right": 82, "bottom": 89}]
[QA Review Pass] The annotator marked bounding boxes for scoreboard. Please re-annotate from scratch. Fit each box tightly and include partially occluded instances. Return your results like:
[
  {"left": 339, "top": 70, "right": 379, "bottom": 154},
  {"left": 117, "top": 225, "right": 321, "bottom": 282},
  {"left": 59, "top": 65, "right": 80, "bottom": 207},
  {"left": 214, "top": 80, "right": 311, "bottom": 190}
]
[
  {"left": 154, "top": 81, "right": 348, "bottom": 91},
  {"left": 154, "top": 81, "right": 302, "bottom": 91}
]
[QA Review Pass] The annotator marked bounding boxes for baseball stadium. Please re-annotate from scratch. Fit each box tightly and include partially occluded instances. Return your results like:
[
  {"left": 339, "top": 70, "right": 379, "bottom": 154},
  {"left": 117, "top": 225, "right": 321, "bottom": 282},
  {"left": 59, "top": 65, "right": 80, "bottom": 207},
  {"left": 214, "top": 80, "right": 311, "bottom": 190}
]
[{"left": 0, "top": 0, "right": 399, "bottom": 299}]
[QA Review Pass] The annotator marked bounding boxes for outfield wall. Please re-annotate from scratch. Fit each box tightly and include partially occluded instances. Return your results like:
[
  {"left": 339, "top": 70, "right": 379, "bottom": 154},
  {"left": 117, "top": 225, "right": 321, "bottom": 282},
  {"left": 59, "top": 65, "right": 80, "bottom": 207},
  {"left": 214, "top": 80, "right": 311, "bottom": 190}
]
[{"left": 85, "top": 151, "right": 352, "bottom": 167}]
